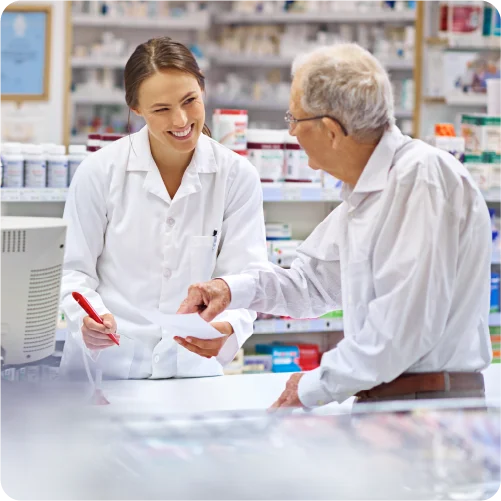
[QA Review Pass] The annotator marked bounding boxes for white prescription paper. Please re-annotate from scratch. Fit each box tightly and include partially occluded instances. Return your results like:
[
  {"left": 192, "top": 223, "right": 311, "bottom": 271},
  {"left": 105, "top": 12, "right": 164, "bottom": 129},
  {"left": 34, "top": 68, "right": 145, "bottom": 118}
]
[{"left": 138, "top": 310, "right": 225, "bottom": 340}]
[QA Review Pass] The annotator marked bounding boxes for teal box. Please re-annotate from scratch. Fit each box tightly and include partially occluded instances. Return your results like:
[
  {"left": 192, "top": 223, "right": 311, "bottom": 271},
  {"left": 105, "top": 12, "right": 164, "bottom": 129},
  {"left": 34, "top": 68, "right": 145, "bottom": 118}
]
[{"left": 255, "top": 344, "right": 301, "bottom": 373}]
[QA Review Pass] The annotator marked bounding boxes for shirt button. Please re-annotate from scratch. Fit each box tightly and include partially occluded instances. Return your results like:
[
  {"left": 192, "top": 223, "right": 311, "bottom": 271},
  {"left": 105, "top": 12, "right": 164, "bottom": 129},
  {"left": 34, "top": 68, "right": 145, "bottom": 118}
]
[
  {"left": 154, "top": 355, "right": 160, "bottom": 364},
  {"left": 166, "top": 217, "right": 175, "bottom": 227},
  {"left": 164, "top": 268, "right": 172, "bottom": 279}
]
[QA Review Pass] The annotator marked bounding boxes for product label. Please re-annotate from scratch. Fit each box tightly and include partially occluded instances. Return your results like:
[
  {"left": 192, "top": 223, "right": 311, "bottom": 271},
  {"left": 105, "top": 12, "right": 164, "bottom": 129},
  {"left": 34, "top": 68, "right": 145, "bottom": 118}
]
[
  {"left": 47, "top": 160, "right": 68, "bottom": 188},
  {"left": 68, "top": 159, "right": 81, "bottom": 184},
  {"left": 249, "top": 149, "right": 284, "bottom": 182},
  {"left": 4, "top": 159, "right": 24, "bottom": 187},
  {"left": 24, "top": 160, "right": 47, "bottom": 188}
]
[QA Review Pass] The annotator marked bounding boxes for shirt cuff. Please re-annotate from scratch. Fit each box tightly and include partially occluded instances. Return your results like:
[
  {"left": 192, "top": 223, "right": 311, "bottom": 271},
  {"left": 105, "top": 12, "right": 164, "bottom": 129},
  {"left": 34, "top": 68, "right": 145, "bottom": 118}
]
[
  {"left": 219, "top": 274, "right": 256, "bottom": 310},
  {"left": 216, "top": 333, "right": 239, "bottom": 367},
  {"left": 298, "top": 367, "right": 334, "bottom": 408}
]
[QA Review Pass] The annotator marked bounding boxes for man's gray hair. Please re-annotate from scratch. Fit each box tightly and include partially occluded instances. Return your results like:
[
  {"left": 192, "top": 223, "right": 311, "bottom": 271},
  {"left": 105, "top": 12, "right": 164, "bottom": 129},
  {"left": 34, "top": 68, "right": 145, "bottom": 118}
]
[{"left": 292, "top": 43, "right": 395, "bottom": 142}]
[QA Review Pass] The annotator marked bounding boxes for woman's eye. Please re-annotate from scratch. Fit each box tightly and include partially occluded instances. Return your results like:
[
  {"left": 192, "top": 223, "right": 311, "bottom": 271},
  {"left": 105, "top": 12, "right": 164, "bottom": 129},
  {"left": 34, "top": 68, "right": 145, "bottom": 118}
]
[{"left": 184, "top": 98, "right": 195, "bottom": 105}]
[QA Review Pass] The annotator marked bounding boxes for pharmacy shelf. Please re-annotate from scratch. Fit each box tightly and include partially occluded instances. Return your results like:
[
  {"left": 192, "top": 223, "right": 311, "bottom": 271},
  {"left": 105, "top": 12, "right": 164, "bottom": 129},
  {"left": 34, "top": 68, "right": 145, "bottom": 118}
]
[
  {"left": 72, "top": 93, "right": 125, "bottom": 105},
  {"left": 71, "top": 56, "right": 129, "bottom": 68},
  {"left": 71, "top": 56, "right": 210, "bottom": 71},
  {"left": 426, "top": 37, "right": 501, "bottom": 51},
  {"left": 72, "top": 12, "right": 210, "bottom": 29},
  {"left": 56, "top": 314, "right": 500, "bottom": 339},
  {"left": 445, "top": 93, "right": 488, "bottom": 107},
  {"left": 262, "top": 183, "right": 342, "bottom": 202},
  {"left": 215, "top": 10, "right": 415, "bottom": 25},
  {"left": 1, "top": 188, "right": 68, "bottom": 202},
  {"left": 208, "top": 98, "right": 289, "bottom": 111},
  {"left": 0, "top": 185, "right": 341, "bottom": 203},
  {"left": 211, "top": 53, "right": 413, "bottom": 71},
  {"left": 254, "top": 318, "right": 343, "bottom": 334}
]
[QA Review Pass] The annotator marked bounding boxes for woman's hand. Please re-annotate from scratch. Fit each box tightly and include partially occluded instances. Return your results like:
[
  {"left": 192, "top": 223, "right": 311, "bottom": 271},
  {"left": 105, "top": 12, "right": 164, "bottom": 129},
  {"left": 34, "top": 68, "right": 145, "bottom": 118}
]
[
  {"left": 174, "top": 321, "right": 234, "bottom": 359},
  {"left": 82, "top": 313, "right": 119, "bottom": 350}
]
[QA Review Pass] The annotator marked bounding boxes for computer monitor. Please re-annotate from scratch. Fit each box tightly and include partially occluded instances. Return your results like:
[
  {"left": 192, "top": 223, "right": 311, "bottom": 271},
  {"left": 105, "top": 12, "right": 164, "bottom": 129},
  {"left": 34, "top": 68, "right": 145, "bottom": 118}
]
[{"left": 1, "top": 217, "right": 67, "bottom": 365}]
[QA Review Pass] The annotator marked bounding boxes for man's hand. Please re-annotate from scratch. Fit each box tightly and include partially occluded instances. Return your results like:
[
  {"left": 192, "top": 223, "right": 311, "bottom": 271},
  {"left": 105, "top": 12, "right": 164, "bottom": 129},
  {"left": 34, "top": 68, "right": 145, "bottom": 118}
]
[
  {"left": 174, "top": 321, "right": 234, "bottom": 359},
  {"left": 269, "top": 373, "right": 305, "bottom": 410},
  {"left": 177, "top": 279, "right": 232, "bottom": 322}
]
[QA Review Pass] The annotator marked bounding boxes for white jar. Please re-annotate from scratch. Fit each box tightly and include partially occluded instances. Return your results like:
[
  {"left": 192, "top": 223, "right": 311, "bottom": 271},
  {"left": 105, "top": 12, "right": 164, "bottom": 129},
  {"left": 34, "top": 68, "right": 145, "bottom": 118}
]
[
  {"left": 47, "top": 145, "right": 69, "bottom": 188},
  {"left": 24, "top": 144, "right": 47, "bottom": 188},
  {"left": 2, "top": 143, "right": 24, "bottom": 187},
  {"left": 0, "top": 143, "right": 3, "bottom": 188},
  {"left": 212, "top": 109, "right": 248, "bottom": 153},
  {"left": 285, "top": 134, "right": 321, "bottom": 182},
  {"left": 68, "top": 144, "right": 87, "bottom": 184},
  {"left": 247, "top": 129, "right": 285, "bottom": 182}
]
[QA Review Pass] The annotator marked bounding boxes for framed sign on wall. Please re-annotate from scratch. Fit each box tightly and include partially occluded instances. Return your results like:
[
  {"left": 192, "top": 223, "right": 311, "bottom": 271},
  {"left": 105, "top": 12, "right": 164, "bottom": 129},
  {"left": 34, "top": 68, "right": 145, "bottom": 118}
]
[{"left": 1, "top": 4, "right": 52, "bottom": 101}]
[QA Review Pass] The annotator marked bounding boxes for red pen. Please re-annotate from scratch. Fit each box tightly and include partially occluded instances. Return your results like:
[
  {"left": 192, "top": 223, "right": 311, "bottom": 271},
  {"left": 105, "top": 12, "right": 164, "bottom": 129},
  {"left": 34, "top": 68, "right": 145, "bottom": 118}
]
[{"left": 72, "top": 292, "right": 120, "bottom": 346}]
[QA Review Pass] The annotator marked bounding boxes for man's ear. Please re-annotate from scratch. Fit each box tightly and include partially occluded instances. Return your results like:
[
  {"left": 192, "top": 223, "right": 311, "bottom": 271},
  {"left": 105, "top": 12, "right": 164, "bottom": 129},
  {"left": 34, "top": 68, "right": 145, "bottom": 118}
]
[{"left": 322, "top": 117, "right": 343, "bottom": 149}]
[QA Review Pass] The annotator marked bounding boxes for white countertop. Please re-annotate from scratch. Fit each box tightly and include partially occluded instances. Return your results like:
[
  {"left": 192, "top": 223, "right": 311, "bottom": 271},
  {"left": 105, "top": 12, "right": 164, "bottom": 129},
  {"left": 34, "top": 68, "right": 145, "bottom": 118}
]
[{"left": 99, "top": 364, "right": 500, "bottom": 415}]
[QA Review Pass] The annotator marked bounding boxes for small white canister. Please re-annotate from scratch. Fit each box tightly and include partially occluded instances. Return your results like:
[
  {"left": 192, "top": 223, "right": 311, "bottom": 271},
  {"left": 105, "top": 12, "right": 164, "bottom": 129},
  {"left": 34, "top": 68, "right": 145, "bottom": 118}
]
[
  {"left": 68, "top": 144, "right": 88, "bottom": 185},
  {"left": 212, "top": 109, "right": 248, "bottom": 154},
  {"left": 2, "top": 143, "right": 24, "bottom": 188},
  {"left": 285, "top": 134, "right": 321, "bottom": 182},
  {"left": 24, "top": 144, "right": 47, "bottom": 188},
  {"left": 247, "top": 129, "right": 285, "bottom": 182},
  {"left": 47, "top": 145, "right": 69, "bottom": 188}
]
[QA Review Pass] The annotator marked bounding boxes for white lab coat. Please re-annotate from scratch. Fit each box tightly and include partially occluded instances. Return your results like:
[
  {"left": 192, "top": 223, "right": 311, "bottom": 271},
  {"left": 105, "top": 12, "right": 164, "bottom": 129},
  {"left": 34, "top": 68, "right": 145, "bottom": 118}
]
[{"left": 59, "top": 126, "right": 268, "bottom": 380}]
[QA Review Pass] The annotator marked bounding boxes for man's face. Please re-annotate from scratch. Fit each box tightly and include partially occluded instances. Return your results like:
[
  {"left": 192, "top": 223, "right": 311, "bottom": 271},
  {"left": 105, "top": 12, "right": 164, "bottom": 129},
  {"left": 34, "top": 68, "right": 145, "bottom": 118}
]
[{"left": 289, "top": 74, "right": 333, "bottom": 172}]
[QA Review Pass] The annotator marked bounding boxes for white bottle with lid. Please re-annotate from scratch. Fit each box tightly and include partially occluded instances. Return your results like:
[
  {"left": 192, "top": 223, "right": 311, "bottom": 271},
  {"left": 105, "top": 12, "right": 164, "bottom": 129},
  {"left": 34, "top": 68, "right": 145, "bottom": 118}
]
[
  {"left": 247, "top": 129, "right": 285, "bottom": 182},
  {"left": 285, "top": 133, "right": 321, "bottom": 183},
  {"left": 2, "top": 143, "right": 24, "bottom": 188},
  {"left": 24, "top": 144, "right": 47, "bottom": 188},
  {"left": 68, "top": 145, "right": 87, "bottom": 184},
  {"left": 47, "top": 145, "right": 69, "bottom": 188}
]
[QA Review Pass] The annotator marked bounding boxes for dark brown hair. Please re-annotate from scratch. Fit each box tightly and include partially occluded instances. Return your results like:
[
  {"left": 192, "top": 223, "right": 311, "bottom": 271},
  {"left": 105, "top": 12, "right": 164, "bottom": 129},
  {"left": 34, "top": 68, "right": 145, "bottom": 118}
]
[{"left": 124, "top": 37, "right": 211, "bottom": 137}]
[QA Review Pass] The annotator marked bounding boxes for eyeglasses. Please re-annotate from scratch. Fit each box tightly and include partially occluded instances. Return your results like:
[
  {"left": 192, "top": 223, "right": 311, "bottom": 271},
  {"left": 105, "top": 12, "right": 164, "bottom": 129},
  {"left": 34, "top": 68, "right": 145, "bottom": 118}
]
[{"left": 284, "top": 110, "right": 348, "bottom": 136}]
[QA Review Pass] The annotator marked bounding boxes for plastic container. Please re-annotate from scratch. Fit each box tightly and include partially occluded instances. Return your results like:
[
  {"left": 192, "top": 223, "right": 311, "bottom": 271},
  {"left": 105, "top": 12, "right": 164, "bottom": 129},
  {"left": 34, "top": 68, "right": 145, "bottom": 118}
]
[
  {"left": 464, "top": 153, "right": 489, "bottom": 193},
  {"left": 285, "top": 134, "right": 321, "bottom": 182},
  {"left": 47, "top": 145, "right": 69, "bottom": 188},
  {"left": 24, "top": 144, "right": 47, "bottom": 188},
  {"left": 100, "top": 133, "right": 123, "bottom": 148},
  {"left": 247, "top": 129, "right": 285, "bottom": 182},
  {"left": 68, "top": 145, "right": 87, "bottom": 184},
  {"left": 2, "top": 143, "right": 24, "bottom": 188},
  {"left": 87, "top": 133, "right": 102, "bottom": 152},
  {"left": 212, "top": 109, "right": 248, "bottom": 153}
]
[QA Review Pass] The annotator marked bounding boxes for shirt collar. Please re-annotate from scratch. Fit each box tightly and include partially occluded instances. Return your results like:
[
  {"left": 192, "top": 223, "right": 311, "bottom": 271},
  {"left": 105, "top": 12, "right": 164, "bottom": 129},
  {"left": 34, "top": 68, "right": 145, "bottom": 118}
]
[
  {"left": 352, "top": 125, "right": 406, "bottom": 195},
  {"left": 126, "top": 125, "right": 218, "bottom": 174}
]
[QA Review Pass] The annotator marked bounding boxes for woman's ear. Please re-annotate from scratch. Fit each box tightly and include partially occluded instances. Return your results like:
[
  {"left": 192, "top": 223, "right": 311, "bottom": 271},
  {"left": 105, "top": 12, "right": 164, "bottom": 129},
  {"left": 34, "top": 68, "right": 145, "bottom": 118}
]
[{"left": 130, "top": 107, "right": 142, "bottom": 118}]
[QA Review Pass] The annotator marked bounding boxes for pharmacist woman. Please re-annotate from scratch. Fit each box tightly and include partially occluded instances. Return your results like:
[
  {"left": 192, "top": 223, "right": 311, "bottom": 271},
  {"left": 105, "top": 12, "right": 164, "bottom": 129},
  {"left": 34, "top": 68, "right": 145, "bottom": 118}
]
[{"left": 59, "top": 37, "right": 268, "bottom": 379}]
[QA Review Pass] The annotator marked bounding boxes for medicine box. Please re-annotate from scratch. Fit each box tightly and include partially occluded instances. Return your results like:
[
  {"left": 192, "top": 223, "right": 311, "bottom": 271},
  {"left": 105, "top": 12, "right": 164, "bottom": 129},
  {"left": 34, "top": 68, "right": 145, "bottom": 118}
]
[
  {"left": 255, "top": 344, "right": 301, "bottom": 373},
  {"left": 464, "top": 154, "right": 490, "bottom": 191},
  {"left": 461, "top": 114, "right": 501, "bottom": 154}
]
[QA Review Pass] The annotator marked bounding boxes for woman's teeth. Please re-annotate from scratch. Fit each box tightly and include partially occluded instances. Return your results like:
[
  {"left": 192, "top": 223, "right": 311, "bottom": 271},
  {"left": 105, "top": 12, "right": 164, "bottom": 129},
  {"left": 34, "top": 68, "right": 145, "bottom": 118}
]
[{"left": 171, "top": 126, "right": 192, "bottom": 137}]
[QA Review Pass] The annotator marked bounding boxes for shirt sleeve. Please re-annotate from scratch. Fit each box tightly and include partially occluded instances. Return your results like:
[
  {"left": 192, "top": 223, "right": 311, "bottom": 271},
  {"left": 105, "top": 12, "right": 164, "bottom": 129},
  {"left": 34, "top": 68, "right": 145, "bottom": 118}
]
[
  {"left": 60, "top": 155, "right": 111, "bottom": 353},
  {"left": 221, "top": 206, "right": 343, "bottom": 319},
  {"left": 298, "top": 173, "right": 478, "bottom": 407},
  {"left": 213, "top": 158, "right": 269, "bottom": 366}
]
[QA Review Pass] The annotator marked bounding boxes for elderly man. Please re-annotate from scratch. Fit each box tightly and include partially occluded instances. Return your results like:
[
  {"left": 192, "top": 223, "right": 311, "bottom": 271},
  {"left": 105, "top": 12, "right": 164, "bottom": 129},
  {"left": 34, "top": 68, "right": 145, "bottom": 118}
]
[{"left": 178, "top": 43, "right": 492, "bottom": 408}]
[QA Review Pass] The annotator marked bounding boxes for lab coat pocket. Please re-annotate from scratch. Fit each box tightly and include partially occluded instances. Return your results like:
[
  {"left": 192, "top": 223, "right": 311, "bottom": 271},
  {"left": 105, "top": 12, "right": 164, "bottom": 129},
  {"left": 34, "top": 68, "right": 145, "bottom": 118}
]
[{"left": 189, "top": 236, "right": 216, "bottom": 283}]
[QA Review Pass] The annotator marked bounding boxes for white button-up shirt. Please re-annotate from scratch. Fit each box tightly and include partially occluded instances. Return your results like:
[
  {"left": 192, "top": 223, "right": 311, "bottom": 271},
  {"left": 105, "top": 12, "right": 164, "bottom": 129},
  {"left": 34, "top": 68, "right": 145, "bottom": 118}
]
[
  {"left": 59, "top": 126, "right": 268, "bottom": 380},
  {"left": 224, "top": 126, "right": 493, "bottom": 406}
]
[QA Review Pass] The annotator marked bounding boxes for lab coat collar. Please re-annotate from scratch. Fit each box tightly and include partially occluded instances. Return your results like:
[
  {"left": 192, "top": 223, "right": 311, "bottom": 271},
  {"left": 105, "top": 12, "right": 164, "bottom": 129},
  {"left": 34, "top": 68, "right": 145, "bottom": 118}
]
[
  {"left": 127, "top": 126, "right": 218, "bottom": 204},
  {"left": 344, "top": 126, "right": 407, "bottom": 210},
  {"left": 126, "top": 126, "right": 218, "bottom": 174}
]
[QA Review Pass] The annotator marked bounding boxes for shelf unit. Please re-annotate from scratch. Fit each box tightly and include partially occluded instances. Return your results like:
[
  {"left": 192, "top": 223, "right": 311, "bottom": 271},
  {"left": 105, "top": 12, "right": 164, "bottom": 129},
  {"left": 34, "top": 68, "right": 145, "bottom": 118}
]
[
  {"left": 72, "top": 11, "right": 210, "bottom": 29},
  {"left": 214, "top": 10, "right": 416, "bottom": 25}
]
